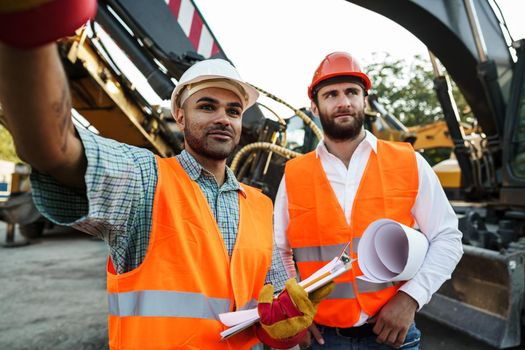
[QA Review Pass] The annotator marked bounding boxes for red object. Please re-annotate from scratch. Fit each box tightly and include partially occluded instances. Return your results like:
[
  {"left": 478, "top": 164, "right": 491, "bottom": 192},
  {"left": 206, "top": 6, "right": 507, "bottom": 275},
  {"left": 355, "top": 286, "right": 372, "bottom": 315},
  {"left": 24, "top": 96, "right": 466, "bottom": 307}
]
[
  {"left": 258, "top": 289, "right": 304, "bottom": 324},
  {"left": 256, "top": 289, "right": 307, "bottom": 348},
  {"left": 308, "top": 52, "right": 372, "bottom": 99},
  {"left": 0, "top": 0, "right": 97, "bottom": 49}
]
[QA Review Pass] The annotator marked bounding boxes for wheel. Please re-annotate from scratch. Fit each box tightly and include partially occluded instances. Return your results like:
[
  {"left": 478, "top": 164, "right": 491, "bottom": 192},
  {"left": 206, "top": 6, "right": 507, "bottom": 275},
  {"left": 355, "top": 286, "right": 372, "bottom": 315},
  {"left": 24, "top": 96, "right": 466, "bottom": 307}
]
[{"left": 19, "top": 221, "right": 46, "bottom": 239}]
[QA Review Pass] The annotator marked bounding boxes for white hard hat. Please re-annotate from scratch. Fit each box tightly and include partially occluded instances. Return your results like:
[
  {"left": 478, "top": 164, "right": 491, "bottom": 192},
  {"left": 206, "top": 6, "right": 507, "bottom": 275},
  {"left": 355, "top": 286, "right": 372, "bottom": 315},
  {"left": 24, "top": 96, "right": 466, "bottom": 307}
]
[{"left": 170, "top": 59, "right": 259, "bottom": 115}]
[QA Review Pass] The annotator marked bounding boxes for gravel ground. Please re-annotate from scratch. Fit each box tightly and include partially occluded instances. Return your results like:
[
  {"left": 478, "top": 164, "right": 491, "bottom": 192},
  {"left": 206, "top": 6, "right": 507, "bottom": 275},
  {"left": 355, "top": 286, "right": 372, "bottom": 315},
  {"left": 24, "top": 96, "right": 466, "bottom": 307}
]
[
  {"left": 0, "top": 223, "right": 108, "bottom": 350},
  {"left": 0, "top": 222, "right": 516, "bottom": 350}
]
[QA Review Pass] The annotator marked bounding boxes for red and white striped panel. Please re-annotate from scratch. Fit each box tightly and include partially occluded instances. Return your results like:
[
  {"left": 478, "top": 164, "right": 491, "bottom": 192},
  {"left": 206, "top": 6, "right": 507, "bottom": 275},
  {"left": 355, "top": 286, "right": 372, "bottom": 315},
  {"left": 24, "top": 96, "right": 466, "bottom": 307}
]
[{"left": 165, "top": 0, "right": 220, "bottom": 58}]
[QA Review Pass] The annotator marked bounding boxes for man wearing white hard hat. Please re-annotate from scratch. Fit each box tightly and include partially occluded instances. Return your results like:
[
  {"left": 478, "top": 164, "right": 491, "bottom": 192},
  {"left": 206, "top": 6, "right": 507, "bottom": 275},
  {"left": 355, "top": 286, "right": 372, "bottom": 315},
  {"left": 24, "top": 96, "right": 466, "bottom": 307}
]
[{"left": 0, "top": 2, "right": 330, "bottom": 349}]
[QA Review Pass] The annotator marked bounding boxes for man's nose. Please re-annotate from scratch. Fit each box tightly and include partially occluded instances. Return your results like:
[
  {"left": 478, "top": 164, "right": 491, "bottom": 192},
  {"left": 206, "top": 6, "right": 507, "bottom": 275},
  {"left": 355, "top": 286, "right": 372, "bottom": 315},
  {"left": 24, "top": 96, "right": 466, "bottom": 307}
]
[
  {"left": 336, "top": 94, "right": 352, "bottom": 109},
  {"left": 214, "top": 108, "right": 231, "bottom": 125}
]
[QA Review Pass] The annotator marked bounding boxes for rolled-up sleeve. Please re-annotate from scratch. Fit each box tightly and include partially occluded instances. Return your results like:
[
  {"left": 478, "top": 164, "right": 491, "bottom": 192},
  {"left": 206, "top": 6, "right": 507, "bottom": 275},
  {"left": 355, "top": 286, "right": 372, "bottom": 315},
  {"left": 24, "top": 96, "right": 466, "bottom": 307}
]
[{"left": 31, "top": 127, "right": 157, "bottom": 272}]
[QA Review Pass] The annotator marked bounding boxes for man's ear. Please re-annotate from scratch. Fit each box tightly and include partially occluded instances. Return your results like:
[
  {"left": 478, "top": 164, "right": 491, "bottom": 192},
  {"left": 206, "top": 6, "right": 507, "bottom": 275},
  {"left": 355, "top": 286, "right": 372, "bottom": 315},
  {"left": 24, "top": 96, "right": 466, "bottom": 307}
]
[
  {"left": 175, "top": 107, "right": 186, "bottom": 131},
  {"left": 311, "top": 100, "right": 319, "bottom": 117}
]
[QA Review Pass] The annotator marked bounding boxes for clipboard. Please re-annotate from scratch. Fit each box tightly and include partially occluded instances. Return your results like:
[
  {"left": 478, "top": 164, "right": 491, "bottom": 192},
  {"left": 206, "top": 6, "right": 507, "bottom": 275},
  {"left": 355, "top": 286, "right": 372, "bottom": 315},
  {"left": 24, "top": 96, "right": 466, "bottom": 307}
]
[{"left": 219, "top": 243, "right": 354, "bottom": 340}]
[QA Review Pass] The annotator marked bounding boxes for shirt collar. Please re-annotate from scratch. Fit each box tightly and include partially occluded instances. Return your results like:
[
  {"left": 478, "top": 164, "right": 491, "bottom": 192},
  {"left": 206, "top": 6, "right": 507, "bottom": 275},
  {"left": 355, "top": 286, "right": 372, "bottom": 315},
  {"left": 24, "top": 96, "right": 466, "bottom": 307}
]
[
  {"left": 176, "top": 150, "right": 246, "bottom": 196},
  {"left": 315, "top": 129, "right": 378, "bottom": 158}
]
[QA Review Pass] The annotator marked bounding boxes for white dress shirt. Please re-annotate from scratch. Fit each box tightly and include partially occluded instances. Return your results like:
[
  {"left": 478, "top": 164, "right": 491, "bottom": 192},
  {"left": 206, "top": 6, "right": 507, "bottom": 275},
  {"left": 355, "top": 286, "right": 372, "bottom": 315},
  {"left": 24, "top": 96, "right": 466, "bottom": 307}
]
[{"left": 274, "top": 130, "right": 463, "bottom": 326}]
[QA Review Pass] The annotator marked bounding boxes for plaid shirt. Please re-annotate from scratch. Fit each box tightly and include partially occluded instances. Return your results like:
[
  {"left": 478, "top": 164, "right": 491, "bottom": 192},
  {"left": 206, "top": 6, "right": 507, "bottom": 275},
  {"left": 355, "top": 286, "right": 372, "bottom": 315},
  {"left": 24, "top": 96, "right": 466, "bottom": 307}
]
[
  {"left": 175, "top": 150, "right": 242, "bottom": 256},
  {"left": 31, "top": 127, "right": 287, "bottom": 290}
]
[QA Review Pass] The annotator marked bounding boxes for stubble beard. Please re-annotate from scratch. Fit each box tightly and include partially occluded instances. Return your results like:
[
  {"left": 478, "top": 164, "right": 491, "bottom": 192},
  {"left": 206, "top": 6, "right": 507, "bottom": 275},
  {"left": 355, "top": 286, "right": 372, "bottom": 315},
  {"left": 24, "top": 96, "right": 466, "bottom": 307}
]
[{"left": 184, "top": 125, "right": 238, "bottom": 160}]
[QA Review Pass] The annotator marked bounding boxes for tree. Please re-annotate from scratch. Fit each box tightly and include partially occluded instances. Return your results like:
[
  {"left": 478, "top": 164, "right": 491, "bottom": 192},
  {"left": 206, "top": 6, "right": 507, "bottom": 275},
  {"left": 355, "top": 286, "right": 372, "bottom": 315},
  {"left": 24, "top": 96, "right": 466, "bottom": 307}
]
[
  {"left": 365, "top": 52, "right": 473, "bottom": 127},
  {"left": 0, "top": 125, "right": 21, "bottom": 162}
]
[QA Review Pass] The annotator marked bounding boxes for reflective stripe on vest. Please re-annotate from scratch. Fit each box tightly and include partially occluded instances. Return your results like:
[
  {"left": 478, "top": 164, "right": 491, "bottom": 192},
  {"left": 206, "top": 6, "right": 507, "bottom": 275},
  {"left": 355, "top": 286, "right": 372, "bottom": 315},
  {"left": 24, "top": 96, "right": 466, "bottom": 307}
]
[
  {"left": 292, "top": 239, "right": 360, "bottom": 262},
  {"left": 106, "top": 157, "right": 273, "bottom": 349},
  {"left": 108, "top": 290, "right": 231, "bottom": 319},
  {"left": 284, "top": 143, "right": 418, "bottom": 327},
  {"left": 356, "top": 279, "right": 395, "bottom": 293},
  {"left": 326, "top": 281, "right": 396, "bottom": 299},
  {"left": 238, "top": 298, "right": 257, "bottom": 311}
]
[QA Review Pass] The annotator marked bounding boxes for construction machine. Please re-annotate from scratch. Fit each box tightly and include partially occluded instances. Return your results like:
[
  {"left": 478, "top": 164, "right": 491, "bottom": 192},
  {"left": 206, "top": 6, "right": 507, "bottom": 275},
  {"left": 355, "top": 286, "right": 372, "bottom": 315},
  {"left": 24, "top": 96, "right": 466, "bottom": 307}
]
[
  {"left": 345, "top": 1, "right": 525, "bottom": 348},
  {"left": 282, "top": 1, "right": 525, "bottom": 344},
  {"left": 92, "top": 1, "right": 525, "bottom": 348},
  {"left": 0, "top": 160, "right": 42, "bottom": 246},
  {"left": 407, "top": 120, "right": 483, "bottom": 198},
  {"left": 1, "top": 0, "right": 523, "bottom": 348},
  {"left": 0, "top": 109, "right": 47, "bottom": 244}
]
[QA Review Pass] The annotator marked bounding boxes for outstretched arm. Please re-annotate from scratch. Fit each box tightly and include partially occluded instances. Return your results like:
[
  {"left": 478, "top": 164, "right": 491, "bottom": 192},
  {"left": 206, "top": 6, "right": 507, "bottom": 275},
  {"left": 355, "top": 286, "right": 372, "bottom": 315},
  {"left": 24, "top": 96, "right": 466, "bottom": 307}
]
[
  {"left": 0, "top": 43, "right": 86, "bottom": 190},
  {"left": 0, "top": 0, "right": 96, "bottom": 189}
]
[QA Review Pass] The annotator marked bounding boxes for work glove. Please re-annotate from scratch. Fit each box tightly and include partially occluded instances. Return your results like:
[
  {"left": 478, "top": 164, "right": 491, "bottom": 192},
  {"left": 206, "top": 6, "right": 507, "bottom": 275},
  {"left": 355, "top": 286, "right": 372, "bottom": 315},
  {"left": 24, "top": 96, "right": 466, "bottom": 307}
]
[
  {"left": 0, "top": 0, "right": 97, "bottom": 49},
  {"left": 255, "top": 278, "right": 334, "bottom": 349}
]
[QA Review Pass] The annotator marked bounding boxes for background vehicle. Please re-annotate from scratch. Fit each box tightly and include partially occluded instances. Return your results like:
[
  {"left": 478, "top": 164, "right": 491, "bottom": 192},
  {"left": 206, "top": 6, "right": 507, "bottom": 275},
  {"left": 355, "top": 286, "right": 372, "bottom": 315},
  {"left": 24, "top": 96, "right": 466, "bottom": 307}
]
[
  {"left": 1, "top": 0, "right": 524, "bottom": 348},
  {"left": 0, "top": 159, "right": 42, "bottom": 245}
]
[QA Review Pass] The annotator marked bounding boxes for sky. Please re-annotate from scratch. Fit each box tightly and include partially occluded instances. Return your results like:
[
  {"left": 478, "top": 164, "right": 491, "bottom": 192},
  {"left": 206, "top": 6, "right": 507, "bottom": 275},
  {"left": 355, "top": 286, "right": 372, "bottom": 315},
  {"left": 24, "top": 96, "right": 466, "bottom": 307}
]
[
  {"left": 191, "top": 0, "right": 525, "bottom": 115},
  {"left": 106, "top": 0, "right": 525, "bottom": 119}
]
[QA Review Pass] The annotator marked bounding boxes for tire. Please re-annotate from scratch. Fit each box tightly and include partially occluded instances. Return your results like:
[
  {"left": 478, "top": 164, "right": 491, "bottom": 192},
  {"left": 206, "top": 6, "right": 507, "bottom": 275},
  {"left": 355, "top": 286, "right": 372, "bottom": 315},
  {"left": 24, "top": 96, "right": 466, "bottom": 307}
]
[{"left": 19, "top": 221, "right": 46, "bottom": 239}]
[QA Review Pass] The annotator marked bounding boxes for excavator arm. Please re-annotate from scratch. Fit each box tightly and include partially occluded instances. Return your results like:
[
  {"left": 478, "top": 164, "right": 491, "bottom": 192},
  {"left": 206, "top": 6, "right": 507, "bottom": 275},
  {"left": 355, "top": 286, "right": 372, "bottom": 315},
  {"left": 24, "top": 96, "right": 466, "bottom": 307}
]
[{"left": 346, "top": 1, "right": 525, "bottom": 348}]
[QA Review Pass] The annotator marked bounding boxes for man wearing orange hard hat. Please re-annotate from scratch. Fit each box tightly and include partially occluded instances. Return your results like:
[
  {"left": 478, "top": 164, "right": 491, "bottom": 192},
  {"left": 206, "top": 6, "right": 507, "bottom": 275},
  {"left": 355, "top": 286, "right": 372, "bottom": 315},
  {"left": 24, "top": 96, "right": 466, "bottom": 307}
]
[
  {"left": 274, "top": 52, "right": 463, "bottom": 349},
  {"left": 0, "top": 1, "right": 333, "bottom": 349}
]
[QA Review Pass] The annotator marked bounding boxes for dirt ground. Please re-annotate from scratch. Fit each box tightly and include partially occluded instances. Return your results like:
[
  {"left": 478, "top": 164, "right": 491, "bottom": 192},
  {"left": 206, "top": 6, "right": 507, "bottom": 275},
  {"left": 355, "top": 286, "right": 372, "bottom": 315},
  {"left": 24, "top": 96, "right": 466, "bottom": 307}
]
[
  {"left": 0, "top": 224, "right": 108, "bottom": 350},
  {"left": 0, "top": 222, "right": 515, "bottom": 350}
]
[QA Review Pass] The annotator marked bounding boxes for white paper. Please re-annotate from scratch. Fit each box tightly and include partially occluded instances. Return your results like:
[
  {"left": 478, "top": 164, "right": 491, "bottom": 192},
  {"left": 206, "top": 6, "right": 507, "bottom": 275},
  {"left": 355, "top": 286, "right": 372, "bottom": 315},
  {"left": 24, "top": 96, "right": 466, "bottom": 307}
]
[
  {"left": 357, "top": 219, "right": 429, "bottom": 283},
  {"left": 219, "top": 254, "right": 352, "bottom": 340},
  {"left": 297, "top": 257, "right": 340, "bottom": 287},
  {"left": 305, "top": 259, "right": 352, "bottom": 291},
  {"left": 219, "top": 308, "right": 258, "bottom": 327},
  {"left": 220, "top": 316, "right": 260, "bottom": 339},
  {"left": 218, "top": 257, "right": 344, "bottom": 328}
]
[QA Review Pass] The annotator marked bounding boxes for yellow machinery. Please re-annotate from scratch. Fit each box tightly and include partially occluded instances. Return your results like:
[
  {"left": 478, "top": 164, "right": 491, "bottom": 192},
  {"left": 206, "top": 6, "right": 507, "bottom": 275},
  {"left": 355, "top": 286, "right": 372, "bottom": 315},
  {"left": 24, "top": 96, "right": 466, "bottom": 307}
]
[{"left": 2, "top": 0, "right": 525, "bottom": 347}]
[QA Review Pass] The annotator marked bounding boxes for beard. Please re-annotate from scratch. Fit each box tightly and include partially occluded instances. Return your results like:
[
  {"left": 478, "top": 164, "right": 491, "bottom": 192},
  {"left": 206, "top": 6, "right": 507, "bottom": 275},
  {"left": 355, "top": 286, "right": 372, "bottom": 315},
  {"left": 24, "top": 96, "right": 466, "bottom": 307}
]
[
  {"left": 319, "top": 108, "right": 365, "bottom": 141},
  {"left": 184, "top": 124, "right": 238, "bottom": 160}
]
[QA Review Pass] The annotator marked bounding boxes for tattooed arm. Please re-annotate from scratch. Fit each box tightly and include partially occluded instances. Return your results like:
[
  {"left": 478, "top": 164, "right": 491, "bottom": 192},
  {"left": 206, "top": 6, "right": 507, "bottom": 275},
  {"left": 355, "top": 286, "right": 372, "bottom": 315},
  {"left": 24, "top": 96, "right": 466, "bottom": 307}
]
[{"left": 0, "top": 43, "right": 86, "bottom": 190}]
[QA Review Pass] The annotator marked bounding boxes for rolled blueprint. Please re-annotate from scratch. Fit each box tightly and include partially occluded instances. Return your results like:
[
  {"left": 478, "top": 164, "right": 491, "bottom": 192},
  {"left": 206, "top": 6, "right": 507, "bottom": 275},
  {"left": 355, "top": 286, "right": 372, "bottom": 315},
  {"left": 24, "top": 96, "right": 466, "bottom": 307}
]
[{"left": 357, "top": 219, "right": 429, "bottom": 283}]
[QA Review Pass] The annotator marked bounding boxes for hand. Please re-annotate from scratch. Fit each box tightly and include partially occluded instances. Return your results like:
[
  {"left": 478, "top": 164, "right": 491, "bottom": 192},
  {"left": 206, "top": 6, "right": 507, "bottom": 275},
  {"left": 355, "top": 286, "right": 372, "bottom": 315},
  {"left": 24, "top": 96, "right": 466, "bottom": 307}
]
[
  {"left": 308, "top": 282, "right": 334, "bottom": 308},
  {"left": 299, "top": 323, "right": 325, "bottom": 349},
  {"left": 255, "top": 279, "right": 334, "bottom": 349},
  {"left": 256, "top": 279, "right": 314, "bottom": 349},
  {"left": 369, "top": 291, "right": 418, "bottom": 348},
  {"left": 299, "top": 282, "right": 333, "bottom": 349}
]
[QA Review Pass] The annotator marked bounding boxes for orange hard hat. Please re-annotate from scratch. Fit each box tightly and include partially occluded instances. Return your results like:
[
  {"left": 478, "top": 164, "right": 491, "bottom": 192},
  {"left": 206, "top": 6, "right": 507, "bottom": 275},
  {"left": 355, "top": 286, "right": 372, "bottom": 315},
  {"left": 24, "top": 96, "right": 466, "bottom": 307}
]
[{"left": 308, "top": 52, "right": 371, "bottom": 100}]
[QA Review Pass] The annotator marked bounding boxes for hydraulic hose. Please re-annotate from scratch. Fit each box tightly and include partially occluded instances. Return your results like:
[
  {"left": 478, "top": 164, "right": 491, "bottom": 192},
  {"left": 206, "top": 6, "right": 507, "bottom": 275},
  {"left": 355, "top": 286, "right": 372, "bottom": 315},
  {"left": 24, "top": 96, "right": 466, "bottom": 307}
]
[
  {"left": 256, "top": 102, "right": 287, "bottom": 146},
  {"left": 251, "top": 84, "right": 323, "bottom": 141},
  {"left": 231, "top": 142, "right": 301, "bottom": 173}
]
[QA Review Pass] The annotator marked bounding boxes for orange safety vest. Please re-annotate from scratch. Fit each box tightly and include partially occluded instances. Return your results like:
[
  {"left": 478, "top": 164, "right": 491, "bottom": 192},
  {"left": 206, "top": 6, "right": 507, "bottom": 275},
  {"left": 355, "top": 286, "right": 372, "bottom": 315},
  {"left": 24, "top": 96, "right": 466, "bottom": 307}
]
[
  {"left": 106, "top": 156, "right": 273, "bottom": 350},
  {"left": 285, "top": 140, "right": 418, "bottom": 328}
]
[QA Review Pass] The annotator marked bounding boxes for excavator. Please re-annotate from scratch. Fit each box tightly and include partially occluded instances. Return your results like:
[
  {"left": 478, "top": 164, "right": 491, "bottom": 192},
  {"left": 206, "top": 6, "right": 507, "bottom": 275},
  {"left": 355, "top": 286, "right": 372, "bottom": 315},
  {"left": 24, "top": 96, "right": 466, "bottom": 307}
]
[
  {"left": 0, "top": 0, "right": 523, "bottom": 348},
  {"left": 408, "top": 120, "right": 481, "bottom": 198},
  {"left": 343, "top": 2, "right": 524, "bottom": 348}
]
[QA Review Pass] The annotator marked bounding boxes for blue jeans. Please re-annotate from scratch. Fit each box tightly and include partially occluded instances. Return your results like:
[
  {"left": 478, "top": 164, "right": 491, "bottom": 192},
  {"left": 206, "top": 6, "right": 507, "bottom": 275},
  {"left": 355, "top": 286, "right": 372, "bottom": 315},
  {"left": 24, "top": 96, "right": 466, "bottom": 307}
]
[{"left": 309, "top": 323, "right": 421, "bottom": 350}]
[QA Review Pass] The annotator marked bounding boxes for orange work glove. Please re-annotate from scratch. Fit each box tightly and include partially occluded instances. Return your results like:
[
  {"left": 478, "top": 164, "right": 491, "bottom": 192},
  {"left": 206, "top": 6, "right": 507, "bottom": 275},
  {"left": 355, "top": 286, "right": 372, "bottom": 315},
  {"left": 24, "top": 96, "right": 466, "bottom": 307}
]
[
  {"left": 0, "top": 0, "right": 97, "bottom": 49},
  {"left": 255, "top": 278, "right": 334, "bottom": 349}
]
